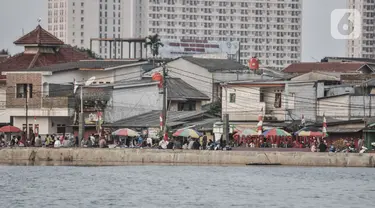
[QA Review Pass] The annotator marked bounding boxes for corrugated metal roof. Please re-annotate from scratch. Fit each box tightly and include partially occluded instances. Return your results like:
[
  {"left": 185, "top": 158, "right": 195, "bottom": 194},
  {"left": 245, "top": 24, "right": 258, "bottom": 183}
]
[
  {"left": 182, "top": 57, "right": 247, "bottom": 72},
  {"left": 22, "top": 60, "right": 145, "bottom": 73},
  {"left": 167, "top": 78, "right": 210, "bottom": 101},
  {"left": 106, "top": 110, "right": 210, "bottom": 128}
]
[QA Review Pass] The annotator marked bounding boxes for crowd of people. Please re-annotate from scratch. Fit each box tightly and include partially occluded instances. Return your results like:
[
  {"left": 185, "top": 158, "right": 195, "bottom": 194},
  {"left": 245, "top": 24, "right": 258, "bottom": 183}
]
[
  {"left": 0, "top": 133, "right": 110, "bottom": 148},
  {"left": 234, "top": 135, "right": 366, "bottom": 153}
]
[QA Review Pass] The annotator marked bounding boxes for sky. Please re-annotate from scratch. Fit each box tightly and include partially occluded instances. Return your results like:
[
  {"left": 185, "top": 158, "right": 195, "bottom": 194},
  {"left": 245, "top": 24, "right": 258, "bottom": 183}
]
[{"left": 0, "top": 0, "right": 347, "bottom": 62}]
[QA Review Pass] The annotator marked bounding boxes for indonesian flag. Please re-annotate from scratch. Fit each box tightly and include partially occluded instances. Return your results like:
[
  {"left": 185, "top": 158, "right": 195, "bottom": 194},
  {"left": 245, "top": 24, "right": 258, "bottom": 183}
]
[
  {"left": 322, "top": 115, "right": 327, "bottom": 138},
  {"left": 257, "top": 112, "right": 263, "bottom": 136}
]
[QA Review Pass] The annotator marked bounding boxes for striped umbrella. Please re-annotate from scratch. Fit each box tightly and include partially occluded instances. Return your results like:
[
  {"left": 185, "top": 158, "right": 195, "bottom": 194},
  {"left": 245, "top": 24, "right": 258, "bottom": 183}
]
[
  {"left": 322, "top": 115, "right": 327, "bottom": 138},
  {"left": 297, "top": 131, "right": 327, "bottom": 137},
  {"left": 173, "top": 128, "right": 202, "bottom": 138},
  {"left": 112, "top": 128, "right": 139, "bottom": 137},
  {"left": 235, "top": 129, "right": 258, "bottom": 137},
  {"left": 263, "top": 128, "right": 291, "bottom": 138}
]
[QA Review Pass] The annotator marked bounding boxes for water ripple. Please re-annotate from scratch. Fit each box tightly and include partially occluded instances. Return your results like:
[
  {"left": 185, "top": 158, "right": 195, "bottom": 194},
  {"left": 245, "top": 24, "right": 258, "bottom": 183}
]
[{"left": 0, "top": 166, "right": 374, "bottom": 208}]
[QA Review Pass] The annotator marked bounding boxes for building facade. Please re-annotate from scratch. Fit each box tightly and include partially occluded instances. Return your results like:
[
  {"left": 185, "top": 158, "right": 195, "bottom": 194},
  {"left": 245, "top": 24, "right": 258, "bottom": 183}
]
[
  {"left": 47, "top": 0, "right": 133, "bottom": 59},
  {"left": 346, "top": 0, "right": 375, "bottom": 58},
  {"left": 136, "top": 0, "right": 302, "bottom": 69}
]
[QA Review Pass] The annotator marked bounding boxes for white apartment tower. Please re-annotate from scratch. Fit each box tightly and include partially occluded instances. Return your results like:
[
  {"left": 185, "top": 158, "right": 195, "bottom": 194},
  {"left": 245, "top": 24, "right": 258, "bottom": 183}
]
[
  {"left": 48, "top": 0, "right": 302, "bottom": 68},
  {"left": 346, "top": 0, "right": 375, "bottom": 58},
  {"left": 134, "top": 0, "right": 302, "bottom": 69},
  {"left": 47, "top": 0, "right": 130, "bottom": 59}
]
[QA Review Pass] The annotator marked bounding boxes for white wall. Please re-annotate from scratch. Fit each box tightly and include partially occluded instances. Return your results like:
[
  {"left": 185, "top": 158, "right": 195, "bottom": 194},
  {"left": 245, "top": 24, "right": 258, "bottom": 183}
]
[
  {"left": 13, "top": 116, "right": 72, "bottom": 135},
  {"left": 287, "top": 82, "right": 317, "bottom": 122},
  {"left": 223, "top": 86, "right": 263, "bottom": 121},
  {"left": 0, "top": 84, "right": 9, "bottom": 123},
  {"left": 43, "top": 65, "right": 143, "bottom": 85},
  {"left": 105, "top": 84, "right": 162, "bottom": 123},
  {"left": 145, "top": 59, "right": 213, "bottom": 102},
  {"left": 318, "top": 95, "right": 350, "bottom": 120}
]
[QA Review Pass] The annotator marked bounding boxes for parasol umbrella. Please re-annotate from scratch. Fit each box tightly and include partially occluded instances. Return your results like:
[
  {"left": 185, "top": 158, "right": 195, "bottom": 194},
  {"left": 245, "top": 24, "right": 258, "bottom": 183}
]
[
  {"left": 173, "top": 128, "right": 202, "bottom": 139},
  {"left": 294, "top": 127, "right": 328, "bottom": 137},
  {"left": 0, "top": 125, "right": 21, "bottom": 133},
  {"left": 263, "top": 128, "right": 291, "bottom": 138},
  {"left": 112, "top": 128, "right": 139, "bottom": 137},
  {"left": 296, "top": 131, "right": 327, "bottom": 137},
  {"left": 234, "top": 129, "right": 258, "bottom": 137}
]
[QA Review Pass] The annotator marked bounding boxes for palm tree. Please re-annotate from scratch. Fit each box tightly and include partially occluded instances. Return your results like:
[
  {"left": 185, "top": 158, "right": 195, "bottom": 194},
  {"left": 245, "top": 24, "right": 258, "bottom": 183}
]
[{"left": 144, "top": 34, "right": 164, "bottom": 66}]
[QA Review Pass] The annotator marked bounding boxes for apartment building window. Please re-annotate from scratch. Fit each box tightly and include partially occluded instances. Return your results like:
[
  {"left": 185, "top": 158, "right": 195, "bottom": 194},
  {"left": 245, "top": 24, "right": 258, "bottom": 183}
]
[
  {"left": 274, "top": 93, "right": 282, "bottom": 108},
  {"left": 81, "top": 10, "right": 84, "bottom": 14},
  {"left": 229, "top": 93, "right": 236, "bottom": 103},
  {"left": 81, "top": 2, "right": 84, "bottom": 7},
  {"left": 16, "top": 84, "right": 33, "bottom": 98}
]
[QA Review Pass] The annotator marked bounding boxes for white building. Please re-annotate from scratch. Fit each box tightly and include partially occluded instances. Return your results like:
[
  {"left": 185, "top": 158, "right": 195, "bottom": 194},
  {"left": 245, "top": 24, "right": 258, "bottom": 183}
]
[
  {"left": 346, "top": 0, "right": 375, "bottom": 58},
  {"left": 2, "top": 60, "right": 147, "bottom": 136},
  {"left": 48, "top": 0, "right": 302, "bottom": 69},
  {"left": 135, "top": 0, "right": 302, "bottom": 69},
  {"left": 47, "top": 0, "right": 131, "bottom": 59}
]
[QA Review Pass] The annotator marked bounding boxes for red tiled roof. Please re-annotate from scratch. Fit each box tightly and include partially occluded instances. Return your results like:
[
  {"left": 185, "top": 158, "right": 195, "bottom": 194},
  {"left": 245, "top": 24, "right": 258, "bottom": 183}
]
[
  {"left": 0, "top": 45, "right": 92, "bottom": 79},
  {"left": 0, "top": 56, "right": 8, "bottom": 63},
  {"left": 14, "top": 25, "right": 64, "bottom": 45},
  {"left": 282, "top": 62, "right": 368, "bottom": 73}
]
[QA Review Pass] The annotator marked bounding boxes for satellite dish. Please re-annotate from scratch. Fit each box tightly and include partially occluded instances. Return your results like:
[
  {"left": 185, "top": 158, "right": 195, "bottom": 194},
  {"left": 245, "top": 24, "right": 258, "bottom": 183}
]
[{"left": 85, "top": 76, "right": 96, "bottom": 86}]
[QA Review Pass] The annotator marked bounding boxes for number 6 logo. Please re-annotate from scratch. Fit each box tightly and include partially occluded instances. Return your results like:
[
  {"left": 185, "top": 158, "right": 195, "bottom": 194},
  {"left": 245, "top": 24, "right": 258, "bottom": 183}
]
[{"left": 331, "top": 9, "right": 362, "bottom": 40}]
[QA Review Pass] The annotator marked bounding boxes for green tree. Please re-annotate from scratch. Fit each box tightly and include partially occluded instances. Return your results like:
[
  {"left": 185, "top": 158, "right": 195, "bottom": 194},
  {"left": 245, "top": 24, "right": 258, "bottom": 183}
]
[
  {"left": 144, "top": 34, "right": 164, "bottom": 66},
  {"left": 0, "top": 49, "right": 8, "bottom": 55},
  {"left": 74, "top": 47, "right": 102, "bottom": 59}
]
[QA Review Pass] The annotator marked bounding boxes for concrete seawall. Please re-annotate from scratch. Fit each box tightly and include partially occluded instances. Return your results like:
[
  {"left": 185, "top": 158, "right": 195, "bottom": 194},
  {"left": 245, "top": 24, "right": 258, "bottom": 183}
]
[{"left": 0, "top": 148, "right": 374, "bottom": 167}]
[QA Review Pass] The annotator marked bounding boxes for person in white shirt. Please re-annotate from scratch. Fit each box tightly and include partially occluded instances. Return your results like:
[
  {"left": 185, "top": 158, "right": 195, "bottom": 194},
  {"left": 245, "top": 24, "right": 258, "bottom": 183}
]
[
  {"left": 146, "top": 137, "right": 152, "bottom": 147},
  {"left": 54, "top": 139, "right": 62, "bottom": 148}
]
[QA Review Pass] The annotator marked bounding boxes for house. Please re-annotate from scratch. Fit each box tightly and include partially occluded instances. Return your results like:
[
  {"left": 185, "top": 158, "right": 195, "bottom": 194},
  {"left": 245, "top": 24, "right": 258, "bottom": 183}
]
[
  {"left": 2, "top": 60, "right": 147, "bottom": 136},
  {"left": 282, "top": 62, "right": 374, "bottom": 75},
  {"left": 0, "top": 25, "right": 91, "bottom": 124},
  {"left": 144, "top": 57, "right": 267, "bottom": 103},
  {"left": 166, "top": 78, "right": 210, "bottom": 111},
  {"left": 105, "top": 77, "right": 211, "bottom": 123},
  {"left": 105, "top": 110, "right": 219, "bottom": 140},
  {"left": 222, "top": 80, "right": 319, "bottom": 124}
]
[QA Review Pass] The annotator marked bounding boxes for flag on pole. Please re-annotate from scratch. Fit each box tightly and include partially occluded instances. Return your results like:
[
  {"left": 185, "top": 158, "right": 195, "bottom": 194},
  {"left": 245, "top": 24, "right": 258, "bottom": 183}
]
[
  {"left": 73, "top": 79, "right": 79, "bottom": 94},
  {"left": 257, "top": 109, "right": 263, "bottom": 136},
  {"left": 322, "top": 115, "right": 327, "bottom": 138}
]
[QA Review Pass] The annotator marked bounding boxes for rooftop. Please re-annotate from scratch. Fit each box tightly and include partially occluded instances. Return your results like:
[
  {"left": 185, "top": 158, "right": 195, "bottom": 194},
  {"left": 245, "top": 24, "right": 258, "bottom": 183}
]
[
  {"left": 182, "top": 57, "right": 247, "bottom": 72},
  {"left": 322, "top": 56, "right": 375, "bottom": 64},
  {"left": 283, "top": 62, "right": 370, "bottom": 74},
  {"left": 0, "top": 46, "right": 91, "bottom": 79},
  {"left": 18, "top": 60, "right": 146, "bottom": 73},
  {"left": 106, "top": 110, "right": 212, "bottom": 128},
  {"left": 14, "top": 25, "right": 64, "bottom": 46},
  {"left": 167, "top": 78, "right": 210, "bottom": 101}
]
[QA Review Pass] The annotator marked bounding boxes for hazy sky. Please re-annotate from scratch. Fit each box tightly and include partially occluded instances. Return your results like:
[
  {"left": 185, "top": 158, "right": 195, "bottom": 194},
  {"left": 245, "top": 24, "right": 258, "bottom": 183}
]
[{"left": 0, "top": 0, "right": 346, "bottom": 62}]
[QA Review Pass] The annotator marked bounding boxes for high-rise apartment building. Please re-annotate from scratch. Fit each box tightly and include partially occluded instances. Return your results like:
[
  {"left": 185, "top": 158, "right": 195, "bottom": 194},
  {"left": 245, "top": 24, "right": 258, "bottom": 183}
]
[
  {"left": 135, "top": 0, "right": 302, "bottom": 69},
  {"left": 346, "top": 0, "right": 375, "bottom": 58},
  {"left": 47, "top": 0, "right": 130, "bottom": 59},
  {"left": 48, "top": 0, "right": 302, "bottom": 68}
]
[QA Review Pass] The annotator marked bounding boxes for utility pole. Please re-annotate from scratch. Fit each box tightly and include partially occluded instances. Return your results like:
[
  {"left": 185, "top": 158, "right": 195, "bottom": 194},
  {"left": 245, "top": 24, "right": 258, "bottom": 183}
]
[
  {"left": 223, "top": 83, "right": 229, "bottom": 146},
  {"left": 162, "top": 63, "right": 167, "bottom": 140},
  {"left": 78, "top": 84, "right": 84, "bottom": 146},
  {"left": 25, "top": 84, "right": 28, "bottom": 141}
]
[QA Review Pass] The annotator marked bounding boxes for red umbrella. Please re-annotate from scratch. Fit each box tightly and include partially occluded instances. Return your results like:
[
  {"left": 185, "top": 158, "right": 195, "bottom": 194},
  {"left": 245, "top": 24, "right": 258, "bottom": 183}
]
[{"left": 0, "top": 125, "right": 21, "bottom": 133}]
